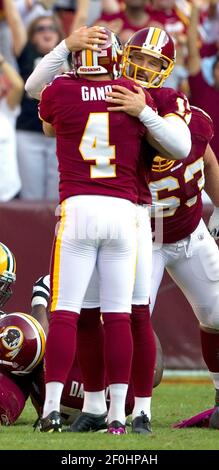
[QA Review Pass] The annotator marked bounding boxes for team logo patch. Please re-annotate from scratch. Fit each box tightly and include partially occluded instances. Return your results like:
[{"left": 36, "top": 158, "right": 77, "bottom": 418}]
[
  {"left": 1, "top": 326, "right": 24, "bottom": 350},
  {"left": 152, "top": 156, "right": 175, "bottom": 172}
]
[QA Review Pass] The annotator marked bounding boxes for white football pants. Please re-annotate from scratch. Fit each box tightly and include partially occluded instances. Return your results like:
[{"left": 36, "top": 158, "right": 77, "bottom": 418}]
[
  {"left": 51, "top": 195, "right": 137, "bottom": 314},
  {"left": 151, "top": 218, "right": 219, "bottom": 329},
  {"left": 82, "top": 205, "right": 152, "bottom": 308}
]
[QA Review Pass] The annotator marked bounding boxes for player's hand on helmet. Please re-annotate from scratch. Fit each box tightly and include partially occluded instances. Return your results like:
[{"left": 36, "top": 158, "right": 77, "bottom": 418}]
[
  {"left": 208, "top": 207, "right": 219, "bottom": 240},
  {"left": 31, "top": 275, "right": 50, "bottom": 308},
  {"left": 106, "top": 84, "right": 146, "bottom": 116},
  {"left": 65, "top": 26, "right": 108, "bottom": 53}
]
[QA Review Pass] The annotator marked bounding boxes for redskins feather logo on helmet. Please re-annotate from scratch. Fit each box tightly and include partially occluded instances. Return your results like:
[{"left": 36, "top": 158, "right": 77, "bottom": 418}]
[
  {"left": 0, "top": 242, "right": 16, "bottom": 309},
  {"left": 122, "top": 27, "right": 176, "bottom": 88},
  {"left": 0, "top": 313, "right": 46, "bottom": 375},
  {"left": 73, "top": 27, "right": 123, "bottom": 79}
]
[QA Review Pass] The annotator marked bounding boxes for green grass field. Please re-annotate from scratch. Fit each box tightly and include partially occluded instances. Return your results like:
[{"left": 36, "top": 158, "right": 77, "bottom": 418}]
[{"left": 1, "top": 377, "right": 219, "bottom": 450}]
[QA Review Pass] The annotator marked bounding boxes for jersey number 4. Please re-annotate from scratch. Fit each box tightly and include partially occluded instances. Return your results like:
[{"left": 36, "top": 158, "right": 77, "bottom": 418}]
[{"left": 79, "top": 112, "right": 116, "bottom": 178}]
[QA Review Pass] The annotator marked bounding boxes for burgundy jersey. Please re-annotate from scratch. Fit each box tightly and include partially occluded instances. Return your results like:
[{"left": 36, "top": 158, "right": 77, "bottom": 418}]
[
  {"left": 39, "top": 74, "right": 155, "bottom": 204},
  {"left": 149, "top": 106, "right": 214, "bottom": 243},
  {"left": 149, "top": 87, "right": 191, "bottom": 122},
  {"left": 137, "top": 88, "right": 191, "bottom": 205}
]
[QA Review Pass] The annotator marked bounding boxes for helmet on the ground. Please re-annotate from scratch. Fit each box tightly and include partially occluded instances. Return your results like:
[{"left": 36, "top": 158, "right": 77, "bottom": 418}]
[{"left": 0, "top": 312, "right": 46, "bottom": 375}]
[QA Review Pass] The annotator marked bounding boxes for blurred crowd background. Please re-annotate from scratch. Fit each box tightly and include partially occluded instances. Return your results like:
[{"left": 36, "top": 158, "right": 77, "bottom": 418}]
[{"left": 0, "top": 0, "right": 219, "bottom": 202}]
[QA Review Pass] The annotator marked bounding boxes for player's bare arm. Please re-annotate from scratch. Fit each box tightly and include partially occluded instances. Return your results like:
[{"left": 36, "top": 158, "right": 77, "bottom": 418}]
[{"left": 43, "top": 121, "right": 55, "bottom": 137}]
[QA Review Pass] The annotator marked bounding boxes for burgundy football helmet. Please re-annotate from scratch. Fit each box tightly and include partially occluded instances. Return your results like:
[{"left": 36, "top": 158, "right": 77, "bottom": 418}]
[
  {"left": 0, "top": 312, "right": 46, "bottom": 375},
  {"left": 0, "top": 242, "right": 16, "bottom": 309},
  {"left": 73, "top": 27, "right": 123, "bottom": 79},
  {"left": 122, "top": 27, "right": 176, "bottom": 88}
]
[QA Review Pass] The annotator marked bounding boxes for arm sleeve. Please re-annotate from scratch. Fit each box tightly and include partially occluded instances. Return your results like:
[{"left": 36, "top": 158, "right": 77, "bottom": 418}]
[
  {"left": 138, "top": 106, "right": 191, "bottom": 160},
  {"left": 31, "top": 275, "right": 50, "bottom": 308},
  {"left": 25, "top": 40, "right": 70, "bottom": 99}
]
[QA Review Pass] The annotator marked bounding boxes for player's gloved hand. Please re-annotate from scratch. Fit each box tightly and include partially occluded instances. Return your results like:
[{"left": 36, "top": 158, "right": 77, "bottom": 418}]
[
  {"left": 31, "top": 275, "right": 50, "bottom": 308},
  {"left": 208, "top": 207, "right": 219, "bottom": 240}
]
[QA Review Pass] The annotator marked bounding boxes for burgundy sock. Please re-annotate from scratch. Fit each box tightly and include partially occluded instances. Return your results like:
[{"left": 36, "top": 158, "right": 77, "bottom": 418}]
[
  {"left": 200, "top": 328, "right": 219, "bottom": 372},
  {"left": 77, "top": 307, "right": 105, "bottom": 391},
  {"left": 45, "top": 310, "right": 79, "bottom": 383},
  {"left": 131, "top": 305, "right": 156, "bottom": 397},
  {"left": 103, "top": 313, "right": 133, "bottom": 384}
]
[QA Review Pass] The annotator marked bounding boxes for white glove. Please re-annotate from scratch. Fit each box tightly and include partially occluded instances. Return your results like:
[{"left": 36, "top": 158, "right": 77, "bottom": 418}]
[
  {"left": 31, "top": 275, "right": 50, "bottom": 308},
  {"left": 208, "top": 207, "right": 219, "bottom": 240}
]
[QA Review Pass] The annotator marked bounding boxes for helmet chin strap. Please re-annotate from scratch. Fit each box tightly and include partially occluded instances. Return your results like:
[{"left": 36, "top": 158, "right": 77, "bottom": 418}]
[{"left": 152, "top": 73, "right": 163, "bottom": 86}]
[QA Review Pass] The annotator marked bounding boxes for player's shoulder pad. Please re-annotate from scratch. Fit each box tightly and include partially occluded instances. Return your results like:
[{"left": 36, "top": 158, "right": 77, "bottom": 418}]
[
  {"left": 149, "top": 87, "right": 184, "bottom": 111},
  {"left": 190, "top": 105, "right": 214, "bottom": 140},
  {"left": 190, "top": 105, "right": 213, "bottom": 125}
]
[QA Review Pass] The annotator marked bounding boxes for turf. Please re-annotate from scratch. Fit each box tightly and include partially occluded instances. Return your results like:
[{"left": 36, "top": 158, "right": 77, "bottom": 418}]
[{"left": 1, "top": 377, "right": 219, "bottom": 450}]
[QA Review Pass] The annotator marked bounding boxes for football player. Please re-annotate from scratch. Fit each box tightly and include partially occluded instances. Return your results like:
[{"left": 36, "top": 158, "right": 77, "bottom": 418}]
[
  {"left": 0, "top": 243, "right": 46, "bottom": 425},
  {"left": 106, "top": 26, "right": 192, "bottom": 158},
  {"left": 25, "top": 24, "right": 191, "bottom": 433},
  {"left": 30, "top": 23, "right": 192, "bottom": 434},
  {"left": 26, "top": 26, "right": 191, "bottom": 161},
  {"left": 25, "top": 25, "right": 192, "bottom": 435},
  {"left": 30, "top": 276, "right": 164, "bottom": 428},
  {"left": 106, "top": 28, "right": 219, "bottom": 428},
  {"left": 148, "top": 108, "right": 219, "bottom": 430},
  {"left": 90, "top": 27, "right": 193, "bottom": 434},
  {"left": 36, "top": 25, "right": 167, "bottom": 435}
]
